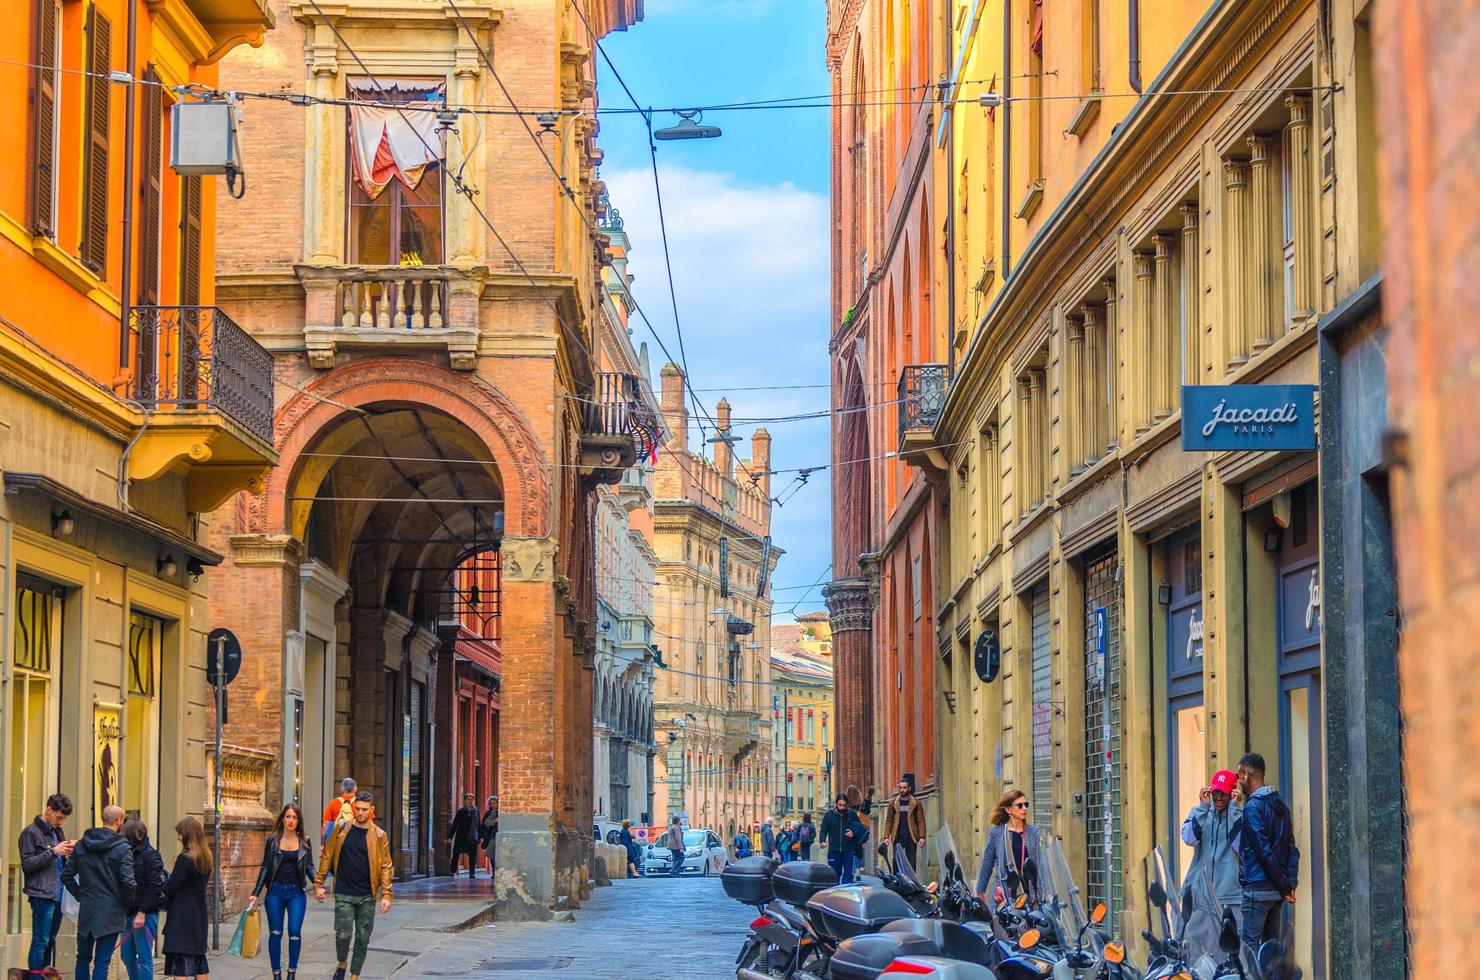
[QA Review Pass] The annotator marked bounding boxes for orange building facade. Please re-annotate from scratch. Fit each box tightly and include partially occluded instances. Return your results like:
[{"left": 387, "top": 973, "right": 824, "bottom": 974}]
[{"left": 0, "top": 0, "right": 276, "bottom": 966}]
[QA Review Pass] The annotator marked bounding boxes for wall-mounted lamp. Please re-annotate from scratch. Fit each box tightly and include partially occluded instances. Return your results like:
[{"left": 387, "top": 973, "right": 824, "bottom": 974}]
[
  {"left": 52, "top": 510, "right": 74, "bottom": 536},
  {"left": 186, "top": 558, "right": 205, "bottom": 582},
  {"left": 1264, "top": 527, "right": 1282, "bottom": 553},
  {"left": 157, "top": 555, "right": 177, "bottom": 578},
  {"left": 1157, "top": 579, "right": 1172, "bottom": 605}
]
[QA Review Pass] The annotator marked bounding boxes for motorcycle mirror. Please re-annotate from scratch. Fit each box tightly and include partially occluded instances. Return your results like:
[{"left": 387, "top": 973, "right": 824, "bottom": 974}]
[
  {"left": 1023, "top": 858, "right": 1038, "bottom": 882},
  {"left": 944, "top": 851, "right": 957, "bottom": 872},
  {"left": 1091, "top": 902, "right": 1107, "bottom": 924},
  {"left": 1005, "top": 870, "right": 1021, "bottom": 893},
  {"left": 1147, "top": 880, "right": 1168, "bottom": 909},
  {"left": 1219, "top": 907, "right": 1242, "bottom": 954},
  {"left": 1019, "top": 929, "right": 1040, "bottom": 950},
  {"left": 1103, "top": 941, "right": 1126, "bottom": 964},
  {"left": 1181, "top": 891, "right": 1194, "bottom": 922}
]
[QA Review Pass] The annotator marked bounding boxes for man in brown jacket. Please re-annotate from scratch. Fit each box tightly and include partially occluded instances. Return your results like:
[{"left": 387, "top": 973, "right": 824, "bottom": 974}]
[
  {"left": 880, "top": 774, "right": 927, "bottom": 876},
  {"left": 314, "top": 792, "right": 394, "bottom": 980}
]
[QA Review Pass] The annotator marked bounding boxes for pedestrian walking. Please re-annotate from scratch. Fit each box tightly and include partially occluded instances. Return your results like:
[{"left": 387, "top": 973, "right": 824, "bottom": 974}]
[
  {"left": 447, "top": 793, "right": 480, "bottom": 879},
  {"left": 666, "top": 817, "right": 685, "bottom": 877},
  {"left": 975, "top": 789, "right": 1049, "bottom": 903},
  {"left": 618, "top": 820, "right": 642, "bottom": 877},
  {"left": 62, "top": 804, "right": 136, "bottom": 980},
  {"left": 1233, "top": 753, "right": 1300, "bottom": 953},
  {"left": 777, "top": 822, "right": 794, "bottom": 863},
  {"left": 314, "top": 792, "right": 394, "bottom": 980},
  {"left": 1180, "top": 769, "right": 1244, "bottom": 928},
  {"left": 479, "top": 795, "right": 499, "bottom": 876},
  {"left": 246, "top": 804, "right": 314, "bottom": 980},
  {"left": 880, "top": 774, "right": 927, "bottom": 877},
  {"left": 797, "top": 813, "right": 817, "bottom": 861},
  {"left": 321, "top": 778, "right": 358, "bottom": 845},
  {"left": 820, "top": 795, "right": 859, "bottom": 884},
  {"left": 119, "top": 818, "right": 167, "bottom": 980},
  {"left": 759, "top": 818, "right": 777, "bottom": 861},
  {"left": 846, "top": 784, "right": 873, "bottom": 872},
  {"left": 161, "top": 817, "right": 212, "bottom": 980},
  {"left": 18, "top": 792, "right": 74, "bottom": 973}
]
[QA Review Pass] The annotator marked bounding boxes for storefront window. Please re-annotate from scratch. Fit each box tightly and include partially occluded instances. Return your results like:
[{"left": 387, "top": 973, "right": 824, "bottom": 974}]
[
  {"left": 7, "top": 577, "right": 63, "bottom": 935},
  {"left": 125, "top": 612, "right": 164, "bottom": 824},
  {"left": 1165, "top": 528, "right": 1204, "bottom": 878}
]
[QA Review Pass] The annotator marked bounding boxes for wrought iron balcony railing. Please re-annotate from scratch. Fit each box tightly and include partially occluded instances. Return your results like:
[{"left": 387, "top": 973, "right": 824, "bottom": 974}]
[
  {"left": 579, "top": 372, "right": 662, "bottom": 481},
  {"left": 132, "top": 306, "right": 275, "bottom": 445},
  {"left": 897, "top": 363, "right": 949, "bottom": 448}
]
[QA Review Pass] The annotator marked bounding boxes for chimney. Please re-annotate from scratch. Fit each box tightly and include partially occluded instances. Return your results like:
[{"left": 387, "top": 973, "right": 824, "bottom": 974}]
[
  {"left": 751, "top": 427, "right": 771, "bottom": 497},
  {"left": 715, "top": 398, "right": 733, "bottom": 476},
  {"left": 660, "top": 363, "right": 687, "bottom": 451}
]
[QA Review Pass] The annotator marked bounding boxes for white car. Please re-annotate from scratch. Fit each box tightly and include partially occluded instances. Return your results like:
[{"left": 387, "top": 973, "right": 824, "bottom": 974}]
[{"left": 642, "top": 828, "right": 727, "bottom": 876}]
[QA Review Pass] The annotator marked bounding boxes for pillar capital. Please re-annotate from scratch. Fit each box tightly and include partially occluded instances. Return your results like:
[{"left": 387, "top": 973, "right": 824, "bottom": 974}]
[
  {"left": 1180, "top": 202, "right": 1200, "bottom": 230},
  {"left": 823, "top": 578, "right": 874, "bottom": 633},
  {"left": 501, "top": 537, "right": 560, "bottom": 583},
  {"left": 1133, "top": 249, "right": 1155, "bottom": 278},
  {"left": 1153, "top": 232, "right": 1175, "bottom": 261},
  {"left": 1223, "top": 158, "right": 1250, "bottom": 187},
  {"left": 1284, "top": 92, "right": 1312, "bottom": 125},
  {"left": 1246, "top": 132, "right": 1275, "bottom": 165}
]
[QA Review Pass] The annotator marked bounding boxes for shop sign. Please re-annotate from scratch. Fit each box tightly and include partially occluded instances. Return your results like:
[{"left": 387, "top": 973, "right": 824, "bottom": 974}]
[
  {"left": 1181, "top": 385, "right": 1316, "bottom": 452},
  {"left": 94, "top": 701, "right": 122, "bottom": 820}
]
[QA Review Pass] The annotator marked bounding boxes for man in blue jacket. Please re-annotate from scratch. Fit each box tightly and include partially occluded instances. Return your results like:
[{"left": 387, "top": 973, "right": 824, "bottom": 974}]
[{"left": 1232, "top": 753, "right": 1300, "bottom": 952}]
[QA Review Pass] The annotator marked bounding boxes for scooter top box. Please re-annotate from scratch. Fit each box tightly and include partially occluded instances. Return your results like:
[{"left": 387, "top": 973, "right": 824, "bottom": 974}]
[
  {"left": 828, "top": 931, "right": 939, "bottom": 980},
  {"left": 806, "top": 884, "right": 918, "bottom": 941},
  {"left": 721, "top": 854, "right": 780, "bottom": 905},
  {"left": 772, "top": 860, "right": 838, "bottom": 906}
]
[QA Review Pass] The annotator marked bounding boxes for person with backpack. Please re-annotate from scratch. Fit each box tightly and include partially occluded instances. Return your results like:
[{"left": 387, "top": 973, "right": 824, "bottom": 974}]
[
  {"left": 322, "top": 778, "right": 358, "bottom": 845},
  {"left": 1233, "top": 752, "right": 1300, "bottom": 952},
  {"left": 760, "top": 818, "right": 777, "bottom": 861},
  {"left": 796, "top": 813, "right": 817, "bottom": 861}
]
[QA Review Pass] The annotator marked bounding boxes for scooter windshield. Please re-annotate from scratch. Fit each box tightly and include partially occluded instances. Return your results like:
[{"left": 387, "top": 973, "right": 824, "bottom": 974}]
[
  {"left": 894, "top": 841, "right": 926, "bottom": 891},
  {"left": 1142, "top": 846, "right": 1183, "bottom": 942},
  {"left": 934, "top": 821, "right": 963, "bottom": 887},
  {"left": 1040, "top": 834, "right": 1086, "bottom": 937}
]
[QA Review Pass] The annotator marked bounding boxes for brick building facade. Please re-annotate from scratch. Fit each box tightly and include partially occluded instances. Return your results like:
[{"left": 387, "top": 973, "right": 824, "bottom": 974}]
[{"left": 205, "top": 0, "right": 650, "bottom": 920}]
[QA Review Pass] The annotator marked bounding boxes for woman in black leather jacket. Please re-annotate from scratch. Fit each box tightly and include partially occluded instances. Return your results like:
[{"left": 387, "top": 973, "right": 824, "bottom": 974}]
[{"left": 246, "top": 805, "right": 314, "bottom": 980}]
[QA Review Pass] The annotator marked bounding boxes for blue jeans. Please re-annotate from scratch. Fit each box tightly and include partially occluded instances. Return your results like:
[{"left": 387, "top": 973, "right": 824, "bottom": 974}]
[
  {"left": 827, "top": 851, "right": 855, "bottom": 885},
  {"left": 118, "top": 913, "right": 158, "bottom": 980},
  {"left": 28, "top": 897, "right": 63, "bottom": 970},
  {"left": 76, "top": 932, "right": 119, "bottom": 980},
  {"left": 264, "top": 883, "right": 308, "bottom": 971},
  {"left": 1240, "top": 892, "right": 1284, "bottom": 953}
]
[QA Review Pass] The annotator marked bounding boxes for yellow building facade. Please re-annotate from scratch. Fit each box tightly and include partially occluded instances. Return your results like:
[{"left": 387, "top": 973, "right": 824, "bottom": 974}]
[
  {"left": 770, "top": 612, "right": 835, "bottom": 825},
  {"left": 907, "top": 1, "right": 1389, "bottom": 975},
  {"left": 0, "top": 0, "right": 275, "bottom": 965}
]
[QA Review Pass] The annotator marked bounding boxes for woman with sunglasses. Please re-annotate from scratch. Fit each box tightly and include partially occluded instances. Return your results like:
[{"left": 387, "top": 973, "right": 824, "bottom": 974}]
[{"left": 975, "top": 789, "right": 1049, "bottom": 903}]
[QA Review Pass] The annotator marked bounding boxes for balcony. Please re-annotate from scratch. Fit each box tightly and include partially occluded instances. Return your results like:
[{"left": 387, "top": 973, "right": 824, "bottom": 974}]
[
  {"left": 579, "top": 372, "right": 662, "bottom": 486},
  {"left": 724, "top": 711, "right": 762, "bottom": 759},
  {"left": 897, "top": 363, "right": 950, "bottom": 476},
  {"left": 297, "top": 265, "right": 483, "bottom": 370},
  {"left": 129, "top": 306, "right": 278, "bottom": 510}
]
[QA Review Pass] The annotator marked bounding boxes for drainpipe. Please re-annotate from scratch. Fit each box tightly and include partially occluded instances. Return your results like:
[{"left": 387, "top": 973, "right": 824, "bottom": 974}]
[
  {"left": 944, "top": 78, "right": 957, "bottom": 382},
  {"left": 1128, "top": 0, "right": 1143, "bottom": 94},
  {"left": 1001, "top": 0, "right": 1012, "bottom": 280},
  {"left": 118, "top": 0, "right": 139, "bottom": 369}
]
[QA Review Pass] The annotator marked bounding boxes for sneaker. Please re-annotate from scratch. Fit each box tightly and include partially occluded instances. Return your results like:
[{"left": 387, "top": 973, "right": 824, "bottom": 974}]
[{"left": 333, "top": 967, "right": 346, "bottom": 980}]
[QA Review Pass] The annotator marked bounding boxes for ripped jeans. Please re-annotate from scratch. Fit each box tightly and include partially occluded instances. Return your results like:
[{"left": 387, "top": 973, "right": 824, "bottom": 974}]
[{"left": 263, "top": 882, "right": 307, "bottom": 972}]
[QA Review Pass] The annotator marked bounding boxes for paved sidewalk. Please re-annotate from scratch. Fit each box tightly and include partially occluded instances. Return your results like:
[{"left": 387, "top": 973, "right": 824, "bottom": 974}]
[{"left": 207, "top": 872, "right": 751, "bottom": 979}]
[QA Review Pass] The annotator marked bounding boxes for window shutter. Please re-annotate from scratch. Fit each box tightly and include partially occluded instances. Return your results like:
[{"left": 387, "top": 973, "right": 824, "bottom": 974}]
[
  {"left": 179, "top": 175, "right": 202, "bottom": 306},
  {"left": 80, "top": 3, "right": 111, "bottom": 274},
  {"left": 138, "top": 65, "right": 162, "bottom": 305},
  {"left": 29, "top": 0, "right": 59, "bottom": 237}
]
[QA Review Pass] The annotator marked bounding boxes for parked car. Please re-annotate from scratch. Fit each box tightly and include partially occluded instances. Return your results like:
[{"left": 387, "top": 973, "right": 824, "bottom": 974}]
[
  {"left": 642, "top": 828, "right": 727, "bottom": 876},
  {"left": 593, "top": 819, "right": 624, "bottom": 845}
]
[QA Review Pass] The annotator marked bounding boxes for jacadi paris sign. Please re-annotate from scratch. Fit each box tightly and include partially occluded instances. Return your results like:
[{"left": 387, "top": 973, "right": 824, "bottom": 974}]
[{"left": 1181, "top": 384, "right": 1316, "bottom": 452}]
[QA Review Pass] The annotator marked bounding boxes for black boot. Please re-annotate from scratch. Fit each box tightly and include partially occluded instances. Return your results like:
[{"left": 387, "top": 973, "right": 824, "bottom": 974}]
[{"left": 272, "top": 972, "right": 281, "bottom": 980}]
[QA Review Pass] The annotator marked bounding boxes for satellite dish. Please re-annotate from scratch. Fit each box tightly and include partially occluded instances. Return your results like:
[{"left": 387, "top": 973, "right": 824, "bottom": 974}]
[{"left": 973, "top": 628, "right": 1000, "bottom": 684}]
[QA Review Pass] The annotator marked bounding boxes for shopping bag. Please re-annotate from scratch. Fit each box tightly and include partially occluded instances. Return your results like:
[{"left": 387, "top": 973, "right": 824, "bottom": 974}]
[
  {"left": 240, "top": 906, "right": 262, "bottom": 959},
  {"left": 60, "top": 891, "right": 79, "bottom": 923}
]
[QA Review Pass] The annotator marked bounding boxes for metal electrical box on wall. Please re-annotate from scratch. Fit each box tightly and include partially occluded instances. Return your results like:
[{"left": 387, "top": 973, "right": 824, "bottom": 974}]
[{"left": 170, "top": 101, "right": 241, "bottom": 175}]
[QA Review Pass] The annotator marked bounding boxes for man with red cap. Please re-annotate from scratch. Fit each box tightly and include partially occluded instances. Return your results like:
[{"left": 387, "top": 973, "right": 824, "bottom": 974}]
[{"left": 1180, "top": 769, "right": 1243, "bottom": 926}]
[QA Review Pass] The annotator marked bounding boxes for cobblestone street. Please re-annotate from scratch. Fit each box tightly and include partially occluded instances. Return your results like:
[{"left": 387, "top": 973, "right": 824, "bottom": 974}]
[{"left": 207, "top": 874, "right": 751, "bottom": 980}]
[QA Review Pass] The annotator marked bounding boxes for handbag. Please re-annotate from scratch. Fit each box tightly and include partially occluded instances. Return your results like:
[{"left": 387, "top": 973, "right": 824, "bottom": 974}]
[{"left": 228, "top": 907, "right": 262, "bottom": 959}]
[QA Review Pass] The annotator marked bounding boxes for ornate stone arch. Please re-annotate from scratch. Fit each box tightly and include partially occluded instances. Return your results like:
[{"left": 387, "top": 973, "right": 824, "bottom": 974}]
[{"left": 244, "top": 359, "right": 550, "bottom": 539}]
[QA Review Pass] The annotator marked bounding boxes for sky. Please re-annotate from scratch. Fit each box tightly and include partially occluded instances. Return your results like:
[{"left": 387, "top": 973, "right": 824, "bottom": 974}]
[{"left": 596, "top": 0, "right": 834, "bottom": 623}]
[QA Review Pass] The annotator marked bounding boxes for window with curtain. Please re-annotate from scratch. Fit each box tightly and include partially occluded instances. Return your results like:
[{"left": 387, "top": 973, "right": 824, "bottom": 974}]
[{"left": 346, "top": 78, "right": 446, "bottom": 265}]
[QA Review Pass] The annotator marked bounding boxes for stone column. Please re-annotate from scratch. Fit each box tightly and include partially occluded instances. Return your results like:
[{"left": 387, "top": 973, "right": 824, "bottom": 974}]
[
  {"left": 1180, "top": 204, "right": 1201, "bottom": 385},
  {"left": 449, "top": 42, "right": 482, "bottom": 266},
  {"left": 1247, "top": 134, "right": 1278, "bottom": 352},
  {"left": 1102, "top": 279, "right": 1118, "bottom": 451},
  {"left": 1152, "top": 233, "right": 1177, "bottom": 420},
  {"left": 1066, "top": 315, "right": 1085, "bottom": 472},
  {"left": 1133, "top": 251, "right": 1155, "bottom": 433},
  {"left": 1082, "top": 304, "right": 1104, "bottom": 457},
  {"left": 824, "top": 579, "right": 875, "bottom": 799},
  {"left": 1284, "top": 95, "right": 1317, "bottom": 325},
  {"left": 983, "top": 425, "right": 1000, "bottom": 549},
  {"left": 1030, "top": 368, "right": 1049, "bottom": 504},
  {"left": 1222, "top": 159, "right": 1251, "bottom": 368},
  {"left": 305, "top": 23, "right": 341, "bottom": 266}
]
